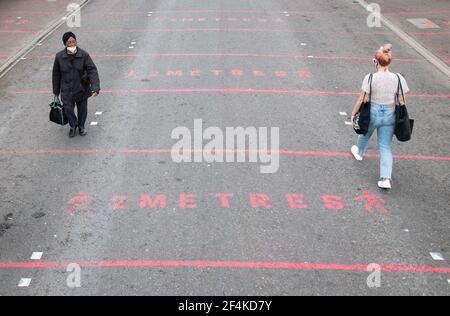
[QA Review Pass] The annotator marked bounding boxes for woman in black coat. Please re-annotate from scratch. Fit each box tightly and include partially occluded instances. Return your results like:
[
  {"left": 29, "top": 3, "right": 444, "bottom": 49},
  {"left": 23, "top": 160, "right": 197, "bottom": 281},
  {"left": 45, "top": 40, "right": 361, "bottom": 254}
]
[{"left": 52, "top": 32, "right": 100, "bottom": 137}]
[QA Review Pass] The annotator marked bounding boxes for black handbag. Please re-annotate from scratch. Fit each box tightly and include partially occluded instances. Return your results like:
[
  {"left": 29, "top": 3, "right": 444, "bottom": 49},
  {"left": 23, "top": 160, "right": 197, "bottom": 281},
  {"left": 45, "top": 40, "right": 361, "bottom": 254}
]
[
  {"left": 49, "top": 96, "right": 68, "bottom": 125},
  {"left": 394, "top": 74, "right": 414, "bottom": 142},
  {"left": 354, "top": 74, "right": 373, "bottom": 135}
]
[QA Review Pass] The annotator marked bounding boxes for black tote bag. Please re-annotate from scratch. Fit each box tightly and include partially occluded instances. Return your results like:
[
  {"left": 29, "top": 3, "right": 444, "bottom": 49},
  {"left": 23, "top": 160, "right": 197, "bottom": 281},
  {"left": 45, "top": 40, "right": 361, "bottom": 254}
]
[
  {"left": 49, "top": 96, "right": 68, "bottom": 126},
  {"left": 354, "top": 74, "right": 373, "bottom": 135},
  {"left": 394, "top": 74, "right": 414, "bottom": 142}
]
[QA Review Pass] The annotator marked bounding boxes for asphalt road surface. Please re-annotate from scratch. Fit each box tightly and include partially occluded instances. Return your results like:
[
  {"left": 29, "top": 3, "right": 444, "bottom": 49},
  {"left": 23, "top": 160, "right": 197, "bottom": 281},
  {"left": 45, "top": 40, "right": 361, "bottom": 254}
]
[{"left": 0, "top": 0, "right": 449, "bottom": 296}]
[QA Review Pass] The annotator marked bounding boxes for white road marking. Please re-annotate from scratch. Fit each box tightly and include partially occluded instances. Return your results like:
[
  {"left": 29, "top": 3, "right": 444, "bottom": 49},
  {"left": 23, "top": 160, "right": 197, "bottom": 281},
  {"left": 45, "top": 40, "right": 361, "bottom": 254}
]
[
  {"left": 18, "top": 278, "right": 32, "bottom": 287},
  {"left": 430, "top": 252, "right": 445, "bottom": 261},
  {"left": 339, "top": 112, "right": 347, "bottom": 116},
  {"left": 345, "top": 121, "right": 353, "bottom": 125},
  {"left": 90, "top": 122, "right": 98, "bottom": 126},
  {"left": 30, "top": 252, "right": 43, "bottom": 260},
  {"left": 95, "top": 112, "right": 103, "bottom": 116}
]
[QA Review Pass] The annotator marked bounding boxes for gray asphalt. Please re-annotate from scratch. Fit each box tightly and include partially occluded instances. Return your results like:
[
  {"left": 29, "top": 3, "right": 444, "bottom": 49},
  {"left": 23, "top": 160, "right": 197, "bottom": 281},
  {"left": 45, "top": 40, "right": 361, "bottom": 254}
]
[{"left": 0, "top": 0, "right": 449, "bottom": 296}]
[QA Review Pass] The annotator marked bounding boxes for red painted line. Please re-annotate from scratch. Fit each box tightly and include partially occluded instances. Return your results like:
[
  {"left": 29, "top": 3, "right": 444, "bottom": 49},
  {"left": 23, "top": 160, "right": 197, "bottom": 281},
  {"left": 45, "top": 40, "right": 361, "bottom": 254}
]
[
  {"left": 80, "top": 27, "right": 390, "bottom": 36},
  {"left": 409, "top": 31, "right": 450, "bottom": 36},
  {"left": 80, "top": 9, "right": 450, "bottom": 17},
  {"left": 0, "top": 29, "right": 34, "bottom": 33},
  {"left": 85, "top": 52, "right": 425, "bottom": 63},
  {"left": 0, "top": 260, "right": 448, "bottom": 273},
  {"left": 385, "top": 9, "right": 450, "bottom": 16},
  {"left": 10, "top": 88, "right": 450, "bottom": 98},
  {"left": 129, "top": 88, "right": 359, "bottom": 96},
  {"left": 24, "top": 52, "right": 426, "bottom": 63},
  {"left": 0, "top": 149, "right": 449, "bottom": 161},
  {"left": 81, "top": 27, "right": 450, "bottom": 37},
  {"left": 3, "top": 9, "right": 450, "bottom": 17}
]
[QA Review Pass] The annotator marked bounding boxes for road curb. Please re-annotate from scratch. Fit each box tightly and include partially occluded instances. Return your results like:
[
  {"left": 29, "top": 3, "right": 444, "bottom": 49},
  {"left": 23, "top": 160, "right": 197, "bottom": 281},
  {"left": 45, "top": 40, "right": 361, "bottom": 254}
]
[
  {"left": 0, "top": 0, "right": 91, "bottom": 79},
  {"left": 358, "top": 0, "right": 450, "bottom": 81}
]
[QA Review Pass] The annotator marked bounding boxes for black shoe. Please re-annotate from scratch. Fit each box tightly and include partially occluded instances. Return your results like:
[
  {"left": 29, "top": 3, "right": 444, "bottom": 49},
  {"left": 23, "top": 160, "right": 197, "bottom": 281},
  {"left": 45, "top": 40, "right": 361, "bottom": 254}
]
[
  {"left": 79, "top": 128, "right": 87, "bottom": 136},
  {"left": 69, "top": 127, "right": 77, "bottom": 138}
]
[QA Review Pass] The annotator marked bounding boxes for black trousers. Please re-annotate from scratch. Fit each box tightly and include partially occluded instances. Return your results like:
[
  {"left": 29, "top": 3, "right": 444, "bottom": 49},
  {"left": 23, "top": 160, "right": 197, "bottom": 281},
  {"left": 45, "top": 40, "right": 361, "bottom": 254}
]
[{"left": 63, "top": 99, "right": 88, "bottom": 129}]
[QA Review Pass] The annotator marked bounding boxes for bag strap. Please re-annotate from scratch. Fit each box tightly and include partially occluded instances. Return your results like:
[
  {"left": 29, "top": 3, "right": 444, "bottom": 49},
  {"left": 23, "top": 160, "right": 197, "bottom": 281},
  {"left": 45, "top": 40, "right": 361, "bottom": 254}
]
[
  {"left": 396, "top": 73, "right": 406, "bottom": 106},
  {"left": 363, "top": 74, "right": 373, "bottom": 104}
]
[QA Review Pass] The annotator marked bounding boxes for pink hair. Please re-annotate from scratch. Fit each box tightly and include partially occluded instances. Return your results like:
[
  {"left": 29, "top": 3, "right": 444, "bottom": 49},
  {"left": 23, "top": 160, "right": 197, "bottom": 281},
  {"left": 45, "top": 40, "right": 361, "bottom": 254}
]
[{"left": 374, "top": 44, "right": 393, "bottom": 67}]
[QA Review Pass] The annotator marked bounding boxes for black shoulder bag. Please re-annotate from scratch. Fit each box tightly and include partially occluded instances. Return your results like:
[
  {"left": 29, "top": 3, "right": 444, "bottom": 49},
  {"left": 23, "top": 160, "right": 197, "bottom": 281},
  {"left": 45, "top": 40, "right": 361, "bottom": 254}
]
[
  {"left": 353, "top": 74, "right": 373, "bottom": 135},
  {"left": 394, "top": 74, "right": 414, "bottom": 142}
]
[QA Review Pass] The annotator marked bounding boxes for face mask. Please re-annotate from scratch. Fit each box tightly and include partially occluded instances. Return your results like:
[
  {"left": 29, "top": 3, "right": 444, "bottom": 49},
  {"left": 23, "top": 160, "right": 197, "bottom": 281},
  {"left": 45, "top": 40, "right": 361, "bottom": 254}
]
[{"left": 67, "top": 46, "right": 77, "bottom": 54}]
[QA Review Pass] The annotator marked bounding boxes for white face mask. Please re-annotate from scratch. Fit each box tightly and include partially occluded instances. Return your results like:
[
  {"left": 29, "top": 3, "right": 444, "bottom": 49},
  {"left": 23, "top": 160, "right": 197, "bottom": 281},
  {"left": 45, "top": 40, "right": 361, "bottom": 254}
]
[{"left": 67, "top": 46, "right": 77, "bottom": 54}]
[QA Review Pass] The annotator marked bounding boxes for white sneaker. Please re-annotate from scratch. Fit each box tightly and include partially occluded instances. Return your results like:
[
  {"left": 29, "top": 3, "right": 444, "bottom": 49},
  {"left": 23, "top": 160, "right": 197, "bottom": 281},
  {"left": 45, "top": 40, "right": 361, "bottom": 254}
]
[
  {"left": 378, "top": 178, "right": 392, "bottom": 189},
  {"left": 351, "top": 145, "right": 363, "bottom": 161}
]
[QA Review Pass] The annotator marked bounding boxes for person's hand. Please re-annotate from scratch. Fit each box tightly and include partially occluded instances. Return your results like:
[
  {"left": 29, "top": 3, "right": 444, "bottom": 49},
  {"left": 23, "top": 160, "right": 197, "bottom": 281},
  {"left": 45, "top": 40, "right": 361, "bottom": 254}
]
[
  {"left": 92, "top": 91, "right": 99, "bottom": 97},
  {"left": 351, "top": 115, "right": 356, "bottom": 129}
]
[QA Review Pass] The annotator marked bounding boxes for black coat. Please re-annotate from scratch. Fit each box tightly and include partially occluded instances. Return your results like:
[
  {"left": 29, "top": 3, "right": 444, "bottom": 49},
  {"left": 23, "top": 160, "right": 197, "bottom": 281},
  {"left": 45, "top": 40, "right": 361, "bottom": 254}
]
[{"left": 52, "top": 48, "right": 100, "bottom": 104}]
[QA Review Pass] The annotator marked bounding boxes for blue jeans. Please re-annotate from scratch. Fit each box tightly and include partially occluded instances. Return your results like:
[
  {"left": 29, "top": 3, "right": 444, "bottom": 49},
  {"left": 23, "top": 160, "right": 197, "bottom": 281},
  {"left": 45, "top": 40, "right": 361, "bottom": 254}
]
[{"left": 357, "top": 103, "right": 396, "bottom": 179}]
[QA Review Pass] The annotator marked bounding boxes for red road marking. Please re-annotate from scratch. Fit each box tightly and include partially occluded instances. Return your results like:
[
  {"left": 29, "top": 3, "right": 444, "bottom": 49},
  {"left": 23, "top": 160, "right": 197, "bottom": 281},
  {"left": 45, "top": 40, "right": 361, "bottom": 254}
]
[
  {"left": 2, "top": 9, "right": 450, "bottom": 17},
  {"left": 0, "top": 149, "right": 449, "bottom": 161},
  {"left": 0, "top": 29, "right": 34, "bottom": 33},
  {"left": 0, "top": 260, "right": 448, "bottom": 273},
  {"left": 9, "top": 88, "right": 450, "bottom": 98},
  {"left": 409, "top": 31, "right": 450, "bottom": 36},
  {"left": 75, "top": 27, "right": 450, "bottom": 37},
  {"left": 79, "top": 27, "right": 391, "bottom": 36},
  {"left": 18, "top": 52, "right": 427, "bottom": 63}
]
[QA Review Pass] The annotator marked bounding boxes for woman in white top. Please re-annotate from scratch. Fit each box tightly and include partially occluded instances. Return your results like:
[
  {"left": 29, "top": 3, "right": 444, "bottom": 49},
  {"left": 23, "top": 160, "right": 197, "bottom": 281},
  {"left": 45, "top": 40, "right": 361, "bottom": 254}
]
[{"left": 351, "top": 44, "right": 410, "bottom": 189}]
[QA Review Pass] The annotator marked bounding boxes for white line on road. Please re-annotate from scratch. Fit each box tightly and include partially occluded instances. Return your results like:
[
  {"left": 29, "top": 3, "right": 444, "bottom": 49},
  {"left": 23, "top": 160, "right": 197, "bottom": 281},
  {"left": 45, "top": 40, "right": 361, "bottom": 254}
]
[
  {"left": 30, "top": 252, "right": 43, "bottom": 260},
  {"left": 95, "top": 112, "right": 103, "bottom": 116},
  {"left": 340, "top": 112, "right": 347, "bottom": 116},
  {"left": 345, "top": 121, "right": 353, "bottom": 125},
  {"left": 90, "top": 122, "right": 98, "bottom": 126},
  {"left": 18, "top": 278, "right": 32, "bottom": 287},
  {"left": 430, "top": 252, "right": 445, "bottom": 261}
]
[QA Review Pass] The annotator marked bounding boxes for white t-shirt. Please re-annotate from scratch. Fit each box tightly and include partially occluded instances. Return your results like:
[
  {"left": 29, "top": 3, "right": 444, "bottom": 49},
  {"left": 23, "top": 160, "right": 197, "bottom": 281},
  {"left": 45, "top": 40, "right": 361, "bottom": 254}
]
[{"left": 361, "top": 72, "right": 410, "bottom": 105}]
